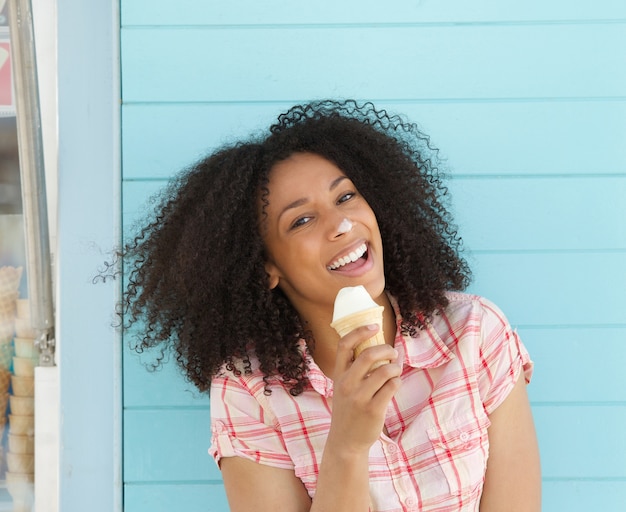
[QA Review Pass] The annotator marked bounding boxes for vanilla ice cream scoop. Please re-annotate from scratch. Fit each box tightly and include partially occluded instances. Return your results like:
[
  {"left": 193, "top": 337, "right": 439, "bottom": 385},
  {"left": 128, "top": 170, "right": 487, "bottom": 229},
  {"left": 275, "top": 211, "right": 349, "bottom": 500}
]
[
  {"left": 331, "top": 286, "right": 388, "bottom": 368},
  {"left": 332, "top": 285, "right": 379, "bottom": 322}
]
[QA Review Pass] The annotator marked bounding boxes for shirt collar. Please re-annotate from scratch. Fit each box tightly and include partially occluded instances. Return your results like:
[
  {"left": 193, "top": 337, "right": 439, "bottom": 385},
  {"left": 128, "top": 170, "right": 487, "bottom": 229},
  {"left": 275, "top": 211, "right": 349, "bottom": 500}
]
[
  {"left": 300, "top": 340, "right": 334, "bottom": 397},
  {"left": 388, "top": 294, "right": 455, "bottom": 370},
  {"left": 301, "top": 294, "right": 455, "bottom": 398}
]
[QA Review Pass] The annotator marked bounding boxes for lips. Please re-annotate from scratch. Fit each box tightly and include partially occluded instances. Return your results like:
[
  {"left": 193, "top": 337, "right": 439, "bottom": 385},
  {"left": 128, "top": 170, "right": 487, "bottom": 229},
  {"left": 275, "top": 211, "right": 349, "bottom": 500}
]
[{"left": 327, "top": 242, "right": 368, "bottom": 271}]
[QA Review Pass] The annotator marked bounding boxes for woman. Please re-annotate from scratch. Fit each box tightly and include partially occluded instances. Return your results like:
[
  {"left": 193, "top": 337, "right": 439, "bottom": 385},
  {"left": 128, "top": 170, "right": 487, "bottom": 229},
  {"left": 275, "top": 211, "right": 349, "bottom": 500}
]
[{"left": 121, "top": 100, "right": 541, "bottom": 511}]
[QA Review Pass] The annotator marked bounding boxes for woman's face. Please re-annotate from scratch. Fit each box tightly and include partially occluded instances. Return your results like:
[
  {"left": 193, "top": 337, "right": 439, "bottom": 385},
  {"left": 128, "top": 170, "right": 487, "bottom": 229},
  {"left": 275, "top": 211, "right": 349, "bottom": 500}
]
[{"left": 261, "top": 152, "right": 386, "bottom": 318}]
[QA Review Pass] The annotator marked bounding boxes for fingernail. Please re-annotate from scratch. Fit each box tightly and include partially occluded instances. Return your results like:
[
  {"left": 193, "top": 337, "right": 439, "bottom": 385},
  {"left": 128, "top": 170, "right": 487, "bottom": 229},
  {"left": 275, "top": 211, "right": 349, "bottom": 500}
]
[{"left": 367, "top": 324, "right": 378, "bottom": 330}]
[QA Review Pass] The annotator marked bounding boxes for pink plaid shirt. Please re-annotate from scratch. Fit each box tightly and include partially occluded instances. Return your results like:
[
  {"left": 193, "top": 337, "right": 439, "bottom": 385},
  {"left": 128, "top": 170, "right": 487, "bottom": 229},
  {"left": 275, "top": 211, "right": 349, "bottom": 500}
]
[{"left": 210, "top": 293, "right": 533, "bottom": 511}]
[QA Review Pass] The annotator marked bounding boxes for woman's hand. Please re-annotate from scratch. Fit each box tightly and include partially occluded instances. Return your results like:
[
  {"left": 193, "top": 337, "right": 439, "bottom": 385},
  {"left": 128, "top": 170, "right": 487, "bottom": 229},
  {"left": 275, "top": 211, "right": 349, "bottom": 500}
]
[
  {"left": 221, "top": 325, "right": 402, "bottom": 512},
  {"left": 307, "top": 324, "right": 402, "bottom": 511},
  {"left": 326, "top": 324, "right": 402, "bottom": 454}
]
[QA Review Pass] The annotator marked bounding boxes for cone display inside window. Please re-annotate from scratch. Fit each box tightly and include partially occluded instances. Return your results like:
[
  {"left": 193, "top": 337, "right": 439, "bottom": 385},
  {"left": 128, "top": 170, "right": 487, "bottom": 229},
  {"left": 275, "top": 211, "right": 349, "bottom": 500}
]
[{"left": 0, "top": 266, "right": 35, "bottom": 511}]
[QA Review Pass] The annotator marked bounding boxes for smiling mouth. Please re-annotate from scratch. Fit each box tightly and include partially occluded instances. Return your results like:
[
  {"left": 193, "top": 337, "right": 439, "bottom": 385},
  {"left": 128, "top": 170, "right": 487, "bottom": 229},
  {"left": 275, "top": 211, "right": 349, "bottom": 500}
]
[{"left": 327, "top": 243, "right": 368, "bottom": 270}]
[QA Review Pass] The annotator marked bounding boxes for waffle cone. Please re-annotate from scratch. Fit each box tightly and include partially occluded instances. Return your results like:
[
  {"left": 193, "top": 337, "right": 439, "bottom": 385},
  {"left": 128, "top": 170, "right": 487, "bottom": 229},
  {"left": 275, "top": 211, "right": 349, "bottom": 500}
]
[
  {"left": 0, "top": 315, "right": 15, "bottom": 342},
  {"left": 0, "top": 391, "right": 8, "bottom": 415},
  {"left": 0, "top": 266, "right": 23, "bottom": 314},
  {"left": 11, "top": 375, "right": 34, "bottom": 397},
  {"left": 0, "top": 367, "right": 11, "bottom": 394},
  {"left": 331, "top": 306, "right": 389, "bottom": 368}
]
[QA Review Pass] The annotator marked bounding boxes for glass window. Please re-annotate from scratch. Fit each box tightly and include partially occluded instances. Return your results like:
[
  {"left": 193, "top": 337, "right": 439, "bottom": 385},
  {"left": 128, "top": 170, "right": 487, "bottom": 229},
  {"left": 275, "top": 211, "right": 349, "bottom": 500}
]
[{"left": 0, "top": 9, "right": 36, "bottom": 511}]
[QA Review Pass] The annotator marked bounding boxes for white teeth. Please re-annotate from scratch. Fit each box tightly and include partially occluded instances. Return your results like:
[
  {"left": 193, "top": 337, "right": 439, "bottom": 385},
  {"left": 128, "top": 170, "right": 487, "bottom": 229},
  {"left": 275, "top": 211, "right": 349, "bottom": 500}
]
[{"left": 328, "top": 243, "right": 367, "bottom": 270}]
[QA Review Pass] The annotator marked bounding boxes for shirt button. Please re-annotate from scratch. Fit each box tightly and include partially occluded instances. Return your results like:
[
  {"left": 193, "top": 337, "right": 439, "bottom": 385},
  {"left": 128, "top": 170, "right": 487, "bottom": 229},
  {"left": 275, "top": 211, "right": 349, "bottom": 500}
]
[
  {"left": 406, "top": 497, "right": 416, "bottom": 506},
  {"left": 387, "top": 443, "right": 397, "bottom": 454},
  {"left": 460, "top": 431, "right": 470, "bottom": 442}
]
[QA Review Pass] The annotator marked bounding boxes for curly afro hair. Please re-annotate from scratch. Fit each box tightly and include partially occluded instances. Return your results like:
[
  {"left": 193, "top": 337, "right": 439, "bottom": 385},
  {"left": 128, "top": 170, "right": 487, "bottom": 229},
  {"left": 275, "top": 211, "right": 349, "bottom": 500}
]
[{"left": 119, "top": 99, "right": 471, "bottom": 395}]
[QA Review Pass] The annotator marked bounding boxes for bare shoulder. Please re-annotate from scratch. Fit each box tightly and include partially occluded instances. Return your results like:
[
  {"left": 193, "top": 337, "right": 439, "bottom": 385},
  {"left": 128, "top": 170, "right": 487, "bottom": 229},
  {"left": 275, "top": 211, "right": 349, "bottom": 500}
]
[{"left": 221, "top": 456, "right": 312, "bottom": 512}]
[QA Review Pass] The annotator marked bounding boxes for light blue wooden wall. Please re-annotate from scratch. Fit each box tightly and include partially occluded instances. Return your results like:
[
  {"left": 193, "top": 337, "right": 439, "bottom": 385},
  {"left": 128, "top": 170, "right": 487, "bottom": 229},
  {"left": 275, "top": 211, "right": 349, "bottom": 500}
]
[{"left": 120, "top": 2, "right": 626, "bottom": 510}]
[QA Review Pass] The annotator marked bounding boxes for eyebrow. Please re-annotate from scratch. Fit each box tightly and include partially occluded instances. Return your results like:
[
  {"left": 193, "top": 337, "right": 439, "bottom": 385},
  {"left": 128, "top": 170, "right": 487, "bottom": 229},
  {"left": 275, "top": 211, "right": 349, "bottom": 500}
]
[{"left": 278, "top": 175, "right": 348, "bottom": 221}]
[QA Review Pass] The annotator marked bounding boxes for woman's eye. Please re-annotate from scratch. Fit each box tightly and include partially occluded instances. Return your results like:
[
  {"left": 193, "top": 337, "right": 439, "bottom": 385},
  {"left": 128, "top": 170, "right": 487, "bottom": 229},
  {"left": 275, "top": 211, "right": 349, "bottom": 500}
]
[
  {"left": 290, "top": 216, "right": 311, "bottom": 229},
  {"left": 337, "top": 192, "right": 355, "bottom": 204}
]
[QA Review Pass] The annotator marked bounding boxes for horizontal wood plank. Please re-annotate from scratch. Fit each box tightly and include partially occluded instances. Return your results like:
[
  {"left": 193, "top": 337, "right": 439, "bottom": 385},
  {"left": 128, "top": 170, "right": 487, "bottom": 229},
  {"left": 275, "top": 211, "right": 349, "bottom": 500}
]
[
  {"left": 123, "top": 327, "right": 626, "bottom": 407},
  {"left": 124, "top": 409, "right": 220, "bottom": 481},
  {"left": 542, "top": 480, "right": 626, "bottom": 512},
  {"left": 122, "top": 180, "right": 166, "bottom": 231},
  {"left": 468, "top": 252, "right": 626, "bottom": 326},
  {"left": 121, "top": 24, "right": 626, "bottom": 102},
  {"left": 534, "top": 405, "right": 626, "bottom": 478},
  {"left": 121, "top": 100, "right": 626, "bottom": 179},
  {"left": 124, "top": 344, "right": 210, "bottom": 407},
  {"left": 124, "top": 479, "right": 626, "bottom": 512},
  {"left": 124, "top": 482, "right": 228, "bottom": 511},
  {"left": 121, "top": 0, "right": 626, "bottom": 26},
  {"left": 521, "top": 327, "right": 626, "bottom": 403},
  {"left": 124, "top": 405, "right": 626, "bottom": 481},
  {"left": 450, "top": 176, "right": 626, "bottom": 251},
  {"left": 122, "top": 178, "right": 626, "bottom": 252},
  {"left": 123, "top": 479, "right": 626, "bottom": 512}
]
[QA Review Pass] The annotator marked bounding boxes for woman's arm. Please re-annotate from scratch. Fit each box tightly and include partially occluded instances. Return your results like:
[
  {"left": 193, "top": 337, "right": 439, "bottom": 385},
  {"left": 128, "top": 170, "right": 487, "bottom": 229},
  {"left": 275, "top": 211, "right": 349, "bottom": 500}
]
[
  {"left": 220, "top": 325, "right": 401, "bottom": 512},
  {"left": 221, "top": 456, "right": 312, "bottom": 511},
  {"left": 480, "top": 372, "right": 542, "bottom": 511},
  {"left": 220, "top": 444, "right": 371, "bottom": 512}
]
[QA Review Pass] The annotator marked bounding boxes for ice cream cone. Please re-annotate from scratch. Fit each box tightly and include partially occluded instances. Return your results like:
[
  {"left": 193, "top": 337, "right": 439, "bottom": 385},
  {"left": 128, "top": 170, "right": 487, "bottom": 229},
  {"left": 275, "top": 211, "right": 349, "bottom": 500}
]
[
  {"left": 0, "top": 266, "right": 23, "bottom": 307},
  {"left": 331, "top": 305, "right": 389, "bottom": 369},
  {"left": 13, "top": 356, "right": 35, "bottom": 377},
  {"left": 16, "top": 299, "right": 31, "bottom": 320},
  {"left": 15, "top": 317, "right": 36, "bottom": 338},
  {"left": 8, "top": 433, "right": 35, "bottom": 454},
  {"left": 7, "top": 452, "right": 34, "bottom": 473},
  {"left": 0, "top": 298, "right": 16, "bottom": 318},
  {"left": 0, "top": 367, "right": 11, "bottom": 394},
  {"left": 5, "top": 471, "right": 34, "bottom": 486},
  {"left": 11, "top": 375, "right": 34, "bottom": 397},
  {"left": 14, "top": 337, "right": 36, "bottom": 358},
  {"left": 10, "top": 395, "right": 34, "bottom": 416},
  {"left": 0, "top": 391, "right": 9, "bottom": 415},
  {"left": 9, "top": 414, "right": 35, "bottom": 436},
  {"left": 5, "top": 472, "right": 35, "bottom": 512},
  {"left": 0, "top": 266, "right": 23, "bottom": 343}
]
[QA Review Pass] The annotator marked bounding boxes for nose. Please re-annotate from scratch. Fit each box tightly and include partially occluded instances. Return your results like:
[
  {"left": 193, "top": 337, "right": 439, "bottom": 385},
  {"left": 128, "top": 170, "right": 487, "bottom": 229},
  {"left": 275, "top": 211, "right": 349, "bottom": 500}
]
[{"left": 333, "top": 218, "right": 353, "bottom": 238}]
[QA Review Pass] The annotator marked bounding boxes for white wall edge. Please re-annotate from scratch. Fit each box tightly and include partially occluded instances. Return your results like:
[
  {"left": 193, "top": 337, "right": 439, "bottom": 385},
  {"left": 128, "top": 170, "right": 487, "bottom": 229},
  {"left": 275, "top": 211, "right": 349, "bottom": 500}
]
[
  {"left": 34, "top": 366, "right": 59, "bottom": 512},
  {"left": 111, "top": 3, "right": 123, "bottom": 512}
]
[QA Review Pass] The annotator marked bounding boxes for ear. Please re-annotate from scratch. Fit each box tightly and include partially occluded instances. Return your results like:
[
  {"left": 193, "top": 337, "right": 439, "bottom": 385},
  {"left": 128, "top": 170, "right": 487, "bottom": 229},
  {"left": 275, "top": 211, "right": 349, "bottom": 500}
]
[{"left": 264, "top": 261, "right": 280, "bottom": 290}]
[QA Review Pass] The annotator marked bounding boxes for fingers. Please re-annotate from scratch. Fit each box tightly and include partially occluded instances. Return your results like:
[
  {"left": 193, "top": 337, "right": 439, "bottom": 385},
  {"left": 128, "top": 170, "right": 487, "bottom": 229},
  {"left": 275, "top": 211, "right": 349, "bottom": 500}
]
[
  {"left": 352, "top": 342, "right": 398, "bottom": 375},
  {"left": 353, "top": 352, "right": 402, "bottom": 401},
  {"left": 333, "top": 323, "right": 401, "bottom": 402},
  {"left": 368, "top": 364, "right": 402, "bottom": 409},
  {"left": 335, "top": 324, "right": 391, "bottom": 373},
  {"left": 334, "top": 325, "right": 400, "bottom": 390},
  {"left": 330, "top": 327, "right": 402, "bottom": 450},
  {"left": 332, "top": 358, "right": 402, "bottom": 431}
]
